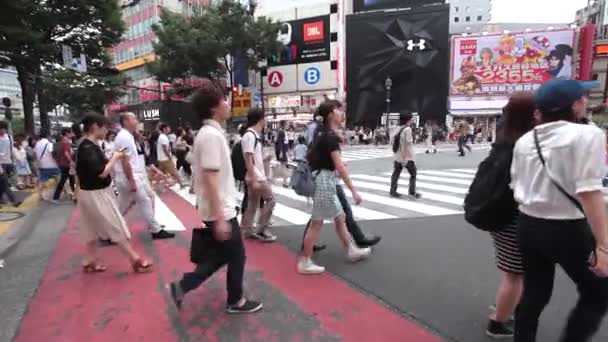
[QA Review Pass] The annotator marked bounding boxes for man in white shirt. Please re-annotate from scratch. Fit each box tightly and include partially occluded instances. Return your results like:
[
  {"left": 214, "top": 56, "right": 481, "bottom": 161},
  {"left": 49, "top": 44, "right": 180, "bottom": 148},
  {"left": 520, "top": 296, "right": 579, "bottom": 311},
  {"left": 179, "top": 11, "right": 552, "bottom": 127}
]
[
  {"left": 156, "top": 123, "right": 185, "bottom": 187},
  {"left": 34, "top": 131, "right": 60, "bottom": 202},
  {"left": 169, "top": 80, "right": 262, "bottom": 314},
  {"left": 390, "top": 112, "right": 421, "bottom": 199},
  {"left": 240, "top": 108, "right": 277, "bottom": 242},
  {"left": 113, "top": 113, "right": 175, "bottom": 240},
  {"left": 510, "top": 79, "right": 608, "bottom": 341}
]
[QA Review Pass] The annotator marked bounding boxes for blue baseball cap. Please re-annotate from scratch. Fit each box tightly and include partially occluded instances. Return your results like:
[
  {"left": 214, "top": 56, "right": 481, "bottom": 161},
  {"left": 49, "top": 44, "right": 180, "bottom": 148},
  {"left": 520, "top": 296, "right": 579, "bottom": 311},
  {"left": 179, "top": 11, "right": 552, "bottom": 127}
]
[{"left": 535, "top": 79, "right": 600, "bottom": 112}]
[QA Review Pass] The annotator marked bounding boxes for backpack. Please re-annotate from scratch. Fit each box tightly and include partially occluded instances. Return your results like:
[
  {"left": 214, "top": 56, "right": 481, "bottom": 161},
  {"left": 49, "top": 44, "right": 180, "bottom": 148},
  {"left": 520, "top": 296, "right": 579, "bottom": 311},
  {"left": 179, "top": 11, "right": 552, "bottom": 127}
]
[
  {"left": 463, "top": 144, "right": 518, "bottom": 232},
  {"left": 231, "top": 130, "right": 258, "bottom": 181},
  {"left": 290, "top": 161, "right": 317, "bottom": 197},
  {"left": 392, "top": 127, "right": 406, "bottom": 153},
  {"left": 51, "top": 141, "right": 63, "bottom": 162}
]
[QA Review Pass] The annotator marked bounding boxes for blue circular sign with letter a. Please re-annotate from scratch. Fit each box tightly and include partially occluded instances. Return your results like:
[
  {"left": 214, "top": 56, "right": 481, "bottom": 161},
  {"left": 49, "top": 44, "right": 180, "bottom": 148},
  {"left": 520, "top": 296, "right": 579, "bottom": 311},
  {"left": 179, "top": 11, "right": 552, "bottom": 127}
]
[{"left": 304, "top": 67, "right": 321, "bottom": 85}]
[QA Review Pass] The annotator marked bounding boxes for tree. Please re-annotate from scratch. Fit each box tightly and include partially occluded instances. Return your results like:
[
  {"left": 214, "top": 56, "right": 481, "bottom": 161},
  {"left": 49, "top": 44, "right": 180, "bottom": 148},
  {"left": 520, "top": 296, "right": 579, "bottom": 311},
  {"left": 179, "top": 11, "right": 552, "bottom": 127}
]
[
  {"left": 0, "top": 0, "right": 124, "bottom": 133},
  {"left": 44, "top": 63, "right": 127, "bottom": 118},
  {"left": 147, "top": 1, "right": 282, "bottom": 101}
]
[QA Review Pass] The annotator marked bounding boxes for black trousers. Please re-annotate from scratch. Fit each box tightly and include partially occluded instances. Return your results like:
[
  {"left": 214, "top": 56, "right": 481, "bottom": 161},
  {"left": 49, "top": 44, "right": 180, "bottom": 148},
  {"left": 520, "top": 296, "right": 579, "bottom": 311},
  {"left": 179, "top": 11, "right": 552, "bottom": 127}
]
[
  {"left": 515, "top": 214, "right": 608, "bottom": 342},
  {"left": 175, "top": 150, "right": 191, "bottom": 176},
  {"left": 390, "top": 161, "right": 417, "bottom": 196},
  {"left": 179, "top": 218, "right": 245, "bottom": 306},
  {"left": 0, "top": 172, "right": 15, "bottom": 203},
  {"left": 53, "top": 167, "right": 75, "bottom": 200},
  {"left": 301, "top": 184, "right": 367, "bottom": 247}
]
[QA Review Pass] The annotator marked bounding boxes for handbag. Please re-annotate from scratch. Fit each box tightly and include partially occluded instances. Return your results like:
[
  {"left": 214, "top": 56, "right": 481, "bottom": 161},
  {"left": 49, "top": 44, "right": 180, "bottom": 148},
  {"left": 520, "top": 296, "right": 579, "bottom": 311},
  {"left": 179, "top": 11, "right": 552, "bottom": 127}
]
[
  {"left": 533, "top": 129, "right": 584, "bottom": 213},
  {"left": 189, "top": 226, "right": 222, "bottom": 264}
]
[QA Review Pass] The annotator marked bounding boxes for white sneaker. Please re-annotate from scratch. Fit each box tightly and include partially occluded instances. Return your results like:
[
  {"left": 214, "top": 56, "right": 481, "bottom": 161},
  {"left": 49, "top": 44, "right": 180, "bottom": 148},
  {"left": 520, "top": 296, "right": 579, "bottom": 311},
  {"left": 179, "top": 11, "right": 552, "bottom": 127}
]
[
  {"left": 297, "top": 258, "right": 325, "bottom": 274},
  {"left": 347, "top": 245, "right": 371, "bottom": 262}
]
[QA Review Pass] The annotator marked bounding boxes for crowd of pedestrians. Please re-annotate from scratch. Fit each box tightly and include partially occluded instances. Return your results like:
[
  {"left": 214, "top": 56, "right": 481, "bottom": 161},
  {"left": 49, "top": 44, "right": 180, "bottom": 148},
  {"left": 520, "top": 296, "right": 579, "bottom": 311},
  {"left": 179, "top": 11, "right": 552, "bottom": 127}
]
[{"left": 13, "top": 76, "right": 605, "bottom": 341}]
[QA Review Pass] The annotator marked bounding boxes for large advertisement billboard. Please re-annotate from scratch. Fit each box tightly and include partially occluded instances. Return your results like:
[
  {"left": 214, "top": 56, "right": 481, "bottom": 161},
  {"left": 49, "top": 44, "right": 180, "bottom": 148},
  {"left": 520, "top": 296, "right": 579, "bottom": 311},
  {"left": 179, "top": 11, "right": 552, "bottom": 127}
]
[
  {"left": 269, "top": 15, "right": 331, "bottom": 66},
  {"left": 450, "top": 29, "right": 576, "bottom": 96},
  {"left": 346, "top": 5, "right": 450, "bottom": 125},
  {"left": 353, "top": 0, "right": 443, "bottom": 13}
]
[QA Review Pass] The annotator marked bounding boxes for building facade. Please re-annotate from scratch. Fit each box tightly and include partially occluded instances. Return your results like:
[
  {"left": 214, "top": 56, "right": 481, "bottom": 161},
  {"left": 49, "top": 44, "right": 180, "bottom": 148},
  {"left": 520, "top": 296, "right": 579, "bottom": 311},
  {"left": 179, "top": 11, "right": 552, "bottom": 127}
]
[
  {"left": 449, "top": 0, "right": 491, "bottom": 34},
  {"left": 111, "top": 0, "right": 209, "bottom": 108},
  {"left": 0, "top": 67, "right": 23, "bottom": 118}
]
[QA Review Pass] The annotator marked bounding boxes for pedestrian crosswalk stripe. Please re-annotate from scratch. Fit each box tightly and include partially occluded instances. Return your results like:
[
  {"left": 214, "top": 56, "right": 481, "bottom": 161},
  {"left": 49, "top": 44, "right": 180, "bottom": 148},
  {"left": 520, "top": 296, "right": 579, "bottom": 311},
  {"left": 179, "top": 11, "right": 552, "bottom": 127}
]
[
  {"left": 271, "top": 184, "right": 397, "bottom": 220},
  {"left": 349, "top": 180, "right": 465, "bottom": 205},
  {"left": 271, "top": 203, "right": 311, "bottom": 225},
  {"left": 154, "top": 195, "right": 187, "bottom": 231},
  {"left": 417, "top": 170, "right": 475, "bottom": 179},
  {"left": 381, "top": 172, "right": 471, "bottom": 186},
  {"left": 342, "top": 189, "right": 461, "bottom": 216},
  {"left": 351, "top": 174, "right": 469, "bottom": 194},
  {"left": 450, "top": 169, "right": 477, "bottom": 174}
]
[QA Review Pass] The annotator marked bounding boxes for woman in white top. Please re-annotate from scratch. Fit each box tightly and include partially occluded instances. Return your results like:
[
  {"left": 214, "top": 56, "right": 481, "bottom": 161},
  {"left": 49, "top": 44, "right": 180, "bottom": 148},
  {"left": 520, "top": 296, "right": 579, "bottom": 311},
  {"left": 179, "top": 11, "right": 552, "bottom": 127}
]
[{"left": 510, "top": 79, "right": 608, "bottom": 342}]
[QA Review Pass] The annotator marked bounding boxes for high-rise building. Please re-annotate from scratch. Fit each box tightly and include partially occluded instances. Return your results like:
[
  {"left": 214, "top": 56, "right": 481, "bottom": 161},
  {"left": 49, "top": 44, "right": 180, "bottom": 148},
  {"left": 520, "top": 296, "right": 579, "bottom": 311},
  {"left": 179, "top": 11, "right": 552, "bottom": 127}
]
[
  {"left": 112, "top": 0, "right": 209, "bottom": 106},
  {"left": 0, "top": 67, "right": 23, "bottom": 118},
  {"left": 448, "top": 0, "right": 492, "bottom": 34}
]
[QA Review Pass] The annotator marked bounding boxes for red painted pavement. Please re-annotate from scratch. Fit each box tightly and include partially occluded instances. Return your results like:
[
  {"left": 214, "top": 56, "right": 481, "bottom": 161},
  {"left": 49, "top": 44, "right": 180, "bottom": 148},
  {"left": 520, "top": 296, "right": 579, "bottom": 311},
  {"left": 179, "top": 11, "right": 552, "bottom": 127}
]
[{"left": 14, "top": 190, "right": 442, "bottom": 342}]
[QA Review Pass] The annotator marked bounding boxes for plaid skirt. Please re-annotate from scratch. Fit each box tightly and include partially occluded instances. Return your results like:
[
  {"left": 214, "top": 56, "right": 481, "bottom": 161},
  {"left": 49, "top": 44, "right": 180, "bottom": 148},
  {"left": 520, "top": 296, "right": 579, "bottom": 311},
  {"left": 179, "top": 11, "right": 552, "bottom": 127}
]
[{"left": 311, "top": 170, "right": 344, "bottom": 220}]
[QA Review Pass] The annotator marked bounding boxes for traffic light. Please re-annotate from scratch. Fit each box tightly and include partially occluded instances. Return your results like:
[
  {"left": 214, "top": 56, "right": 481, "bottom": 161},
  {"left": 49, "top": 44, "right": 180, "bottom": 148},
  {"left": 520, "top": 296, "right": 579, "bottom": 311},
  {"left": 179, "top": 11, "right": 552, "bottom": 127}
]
[{"left": 232, "top": 85, "right": 238, "bottom": 94}]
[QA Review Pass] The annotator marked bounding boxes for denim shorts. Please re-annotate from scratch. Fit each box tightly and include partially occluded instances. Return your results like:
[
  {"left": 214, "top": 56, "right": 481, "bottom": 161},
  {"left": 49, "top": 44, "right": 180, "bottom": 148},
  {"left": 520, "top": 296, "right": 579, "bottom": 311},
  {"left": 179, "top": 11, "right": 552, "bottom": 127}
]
[{"left": 39, "top": 168, "right": 60, "bottom": 182}]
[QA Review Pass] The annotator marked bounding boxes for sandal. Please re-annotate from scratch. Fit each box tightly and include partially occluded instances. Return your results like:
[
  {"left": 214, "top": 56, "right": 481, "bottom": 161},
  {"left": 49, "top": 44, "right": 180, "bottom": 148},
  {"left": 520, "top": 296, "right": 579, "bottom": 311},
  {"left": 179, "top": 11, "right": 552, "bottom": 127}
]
[
  {"left": 132, "top": 258, "right": 153, "bottom": 273},
  {"left": 83, "top": 261, "right": 107, "bottom": 273}
]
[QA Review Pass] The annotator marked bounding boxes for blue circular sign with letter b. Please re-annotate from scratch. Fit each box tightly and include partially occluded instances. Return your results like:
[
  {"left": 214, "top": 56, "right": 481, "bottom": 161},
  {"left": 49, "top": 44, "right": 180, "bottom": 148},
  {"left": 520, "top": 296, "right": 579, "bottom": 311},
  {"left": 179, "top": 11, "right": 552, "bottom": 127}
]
[{"left": 304, "top": 67, "right": 321, "bottom": 85}]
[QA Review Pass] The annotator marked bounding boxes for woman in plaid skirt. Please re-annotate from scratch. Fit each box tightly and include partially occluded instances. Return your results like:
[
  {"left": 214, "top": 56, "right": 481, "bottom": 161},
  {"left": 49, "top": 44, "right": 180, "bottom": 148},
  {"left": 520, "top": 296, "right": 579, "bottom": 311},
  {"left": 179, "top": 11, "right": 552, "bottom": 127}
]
[{"left": 298, "top": 100, "right": 371, "bottom": 275}]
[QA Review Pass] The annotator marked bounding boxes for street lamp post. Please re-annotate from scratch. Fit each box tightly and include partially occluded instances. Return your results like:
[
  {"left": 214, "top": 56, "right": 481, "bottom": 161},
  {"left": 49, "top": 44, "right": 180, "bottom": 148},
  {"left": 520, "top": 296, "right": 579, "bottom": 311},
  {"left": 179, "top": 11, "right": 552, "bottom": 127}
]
[{"left": 384, "top": 76, "right": 392, "bottom": 133}]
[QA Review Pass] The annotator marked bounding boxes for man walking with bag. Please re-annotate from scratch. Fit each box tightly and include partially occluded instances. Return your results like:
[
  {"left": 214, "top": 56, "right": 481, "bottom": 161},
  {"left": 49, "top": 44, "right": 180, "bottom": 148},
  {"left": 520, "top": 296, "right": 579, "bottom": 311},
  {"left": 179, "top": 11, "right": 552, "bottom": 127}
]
[
  {"left": 390, "top": 112, "right": 421, "bottom": 199},
  {"left": 169, "top": 80, "right": 262, "bottom": 314}
]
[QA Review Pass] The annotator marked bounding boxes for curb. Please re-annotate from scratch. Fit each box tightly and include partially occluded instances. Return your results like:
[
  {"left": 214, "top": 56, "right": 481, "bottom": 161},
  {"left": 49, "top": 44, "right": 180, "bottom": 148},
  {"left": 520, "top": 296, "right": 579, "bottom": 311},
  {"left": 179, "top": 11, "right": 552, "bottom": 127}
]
[{"left": 0, "top": 201, "right": 47, "bottom": 259}]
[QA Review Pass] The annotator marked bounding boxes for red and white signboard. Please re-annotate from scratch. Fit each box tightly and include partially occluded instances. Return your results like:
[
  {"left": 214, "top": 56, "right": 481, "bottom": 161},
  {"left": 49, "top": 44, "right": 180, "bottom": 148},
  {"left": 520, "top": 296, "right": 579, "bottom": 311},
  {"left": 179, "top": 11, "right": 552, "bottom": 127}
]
[
  {"left": 450, "top": 29, "right": 575, "bottom": 96},
  {"left": 268, "top": 71, "right": 284, "bottom": 87},
  {"left": 263, "top": 65, "right": 297, "bottom": 94}
]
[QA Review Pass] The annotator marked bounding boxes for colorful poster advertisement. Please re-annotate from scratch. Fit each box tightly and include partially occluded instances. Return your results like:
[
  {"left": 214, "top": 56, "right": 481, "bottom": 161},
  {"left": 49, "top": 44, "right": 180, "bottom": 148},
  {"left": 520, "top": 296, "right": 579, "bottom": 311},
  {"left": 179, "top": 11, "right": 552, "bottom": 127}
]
[
  {"left": 269, "top": 15, "right": 331, "bottom": 66},
  {"left": 450, "top": 29, "right": 575, "bottom": 96}
]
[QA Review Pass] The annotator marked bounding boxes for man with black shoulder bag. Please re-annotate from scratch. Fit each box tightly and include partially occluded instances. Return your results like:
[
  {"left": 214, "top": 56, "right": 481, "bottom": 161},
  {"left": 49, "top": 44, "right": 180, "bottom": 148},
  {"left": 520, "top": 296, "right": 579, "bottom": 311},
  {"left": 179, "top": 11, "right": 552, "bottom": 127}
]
[{"left": 168, "top": 80, "right": 262, "bottom": 314}]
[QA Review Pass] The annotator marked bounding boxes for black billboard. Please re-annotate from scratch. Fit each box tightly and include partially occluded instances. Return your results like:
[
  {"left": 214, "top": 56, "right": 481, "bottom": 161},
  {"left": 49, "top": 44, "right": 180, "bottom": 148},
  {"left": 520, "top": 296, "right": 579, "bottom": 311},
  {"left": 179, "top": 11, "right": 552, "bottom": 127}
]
[
  {"left": 268, "top": 15, "right": 331, "bottom": 66},
  {"left": 346, "top": 5, "right": 450, "bottom": 126},
  {"left": 353, "top": 0, "right": 445, "bottom": 13}
]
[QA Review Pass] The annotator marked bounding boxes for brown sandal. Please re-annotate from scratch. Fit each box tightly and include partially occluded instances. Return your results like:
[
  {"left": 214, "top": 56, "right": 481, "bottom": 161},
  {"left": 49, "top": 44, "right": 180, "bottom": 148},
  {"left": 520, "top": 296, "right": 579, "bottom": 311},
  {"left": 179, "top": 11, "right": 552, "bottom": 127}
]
[
  {"left": 132, "top": 259, "right": 153, "bottom": 273},
  {"left": 83, "top": 262, "right": 107, "bottom": 273}
]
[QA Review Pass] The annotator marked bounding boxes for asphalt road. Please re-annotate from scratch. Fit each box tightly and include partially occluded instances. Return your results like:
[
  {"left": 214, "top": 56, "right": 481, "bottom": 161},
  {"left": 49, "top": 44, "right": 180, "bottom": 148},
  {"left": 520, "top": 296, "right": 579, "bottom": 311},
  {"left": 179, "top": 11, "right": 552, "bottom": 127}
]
[{"left": 2, "top": 144, "right": 607, "bottom": 341}]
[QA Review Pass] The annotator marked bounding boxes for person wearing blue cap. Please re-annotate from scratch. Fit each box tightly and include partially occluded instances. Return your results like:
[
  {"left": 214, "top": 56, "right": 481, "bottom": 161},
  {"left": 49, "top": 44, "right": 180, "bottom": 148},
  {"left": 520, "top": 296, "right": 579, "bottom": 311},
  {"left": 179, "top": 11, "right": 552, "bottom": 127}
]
[{"left": 510, "top": 79, "right": 608, "bottom": 342}]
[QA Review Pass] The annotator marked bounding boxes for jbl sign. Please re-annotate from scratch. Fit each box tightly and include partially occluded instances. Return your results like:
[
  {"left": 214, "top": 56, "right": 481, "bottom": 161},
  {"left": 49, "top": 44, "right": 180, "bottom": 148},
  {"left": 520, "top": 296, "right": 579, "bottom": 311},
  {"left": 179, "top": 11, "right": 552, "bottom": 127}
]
[{"left": 303, "top": 21, "right": 324, "bottom": 42}]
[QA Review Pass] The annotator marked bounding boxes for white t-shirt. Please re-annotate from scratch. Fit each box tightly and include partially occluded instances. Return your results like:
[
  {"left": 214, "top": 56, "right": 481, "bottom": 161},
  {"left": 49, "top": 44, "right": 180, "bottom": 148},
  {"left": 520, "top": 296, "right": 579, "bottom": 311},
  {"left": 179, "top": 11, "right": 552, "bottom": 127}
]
[
  {"left": 0, "top": 134, "right": 12, "bottom": 164},
  {"left": 193, "top": 120, "right": 238, "bottom": 222},
  {"left": 241, "top": 129, "right": 266, "bottom": 181},
  {"left": 511, "top": 121, "right": 606, "bottom": 220},
  {"left": 113, "top": 129, "right": 146, "bottom": 178},
  {"left": 168, "top": 133, "right": 177, "bottom": 144},
  {"left": 34, "top": 138, "right": 58, "bottom": 169},
  {"left": 157, "top": 133, "right": 170, "bottom": 162}
]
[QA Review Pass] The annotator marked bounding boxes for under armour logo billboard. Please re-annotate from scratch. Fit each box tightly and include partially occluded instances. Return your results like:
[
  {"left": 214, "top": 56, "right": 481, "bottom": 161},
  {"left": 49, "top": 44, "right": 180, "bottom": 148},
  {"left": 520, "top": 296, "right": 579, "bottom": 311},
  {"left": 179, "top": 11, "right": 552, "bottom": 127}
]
[{"left": 406, "top": 39, "right": 427, "bottom": 51}]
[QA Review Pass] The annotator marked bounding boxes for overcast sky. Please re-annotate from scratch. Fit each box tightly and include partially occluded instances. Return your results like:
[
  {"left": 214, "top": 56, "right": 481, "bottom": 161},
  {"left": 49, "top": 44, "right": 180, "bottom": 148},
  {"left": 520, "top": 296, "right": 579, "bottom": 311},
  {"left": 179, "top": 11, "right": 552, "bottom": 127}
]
[
  {"left": 262, "top": 0, "right": 590, "bottom": 23},
  {"left": 490, "top": 0, "right": 589, "bottom": 23}
]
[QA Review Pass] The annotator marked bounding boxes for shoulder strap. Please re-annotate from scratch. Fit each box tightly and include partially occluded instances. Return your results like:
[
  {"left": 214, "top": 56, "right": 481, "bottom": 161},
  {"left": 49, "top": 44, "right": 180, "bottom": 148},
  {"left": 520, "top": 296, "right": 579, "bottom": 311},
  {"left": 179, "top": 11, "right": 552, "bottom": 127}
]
[
  {"left": 40, "top": 142, "right": 49, "bottom": 160},
  {"left": 245, "top": 129, "right": 259, "bottom": 149},
  {"left": 533, "top": 129, "right": 584, "bottom": 213}
]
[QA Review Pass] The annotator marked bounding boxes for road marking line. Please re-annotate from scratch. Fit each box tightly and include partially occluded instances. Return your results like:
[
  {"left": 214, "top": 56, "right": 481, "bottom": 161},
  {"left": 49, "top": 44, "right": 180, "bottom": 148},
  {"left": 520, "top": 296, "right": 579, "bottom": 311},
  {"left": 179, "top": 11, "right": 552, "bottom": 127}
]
[
  {"left": 345, "top": 190, "right": 460, "bottom": 216},
  {"left": 350, "top": 175, "right": 469, "bottom": 194},
  {"left": 154, "top": 195, "right": 186, "bottom": 231},
  {"left": 417, "top": 170, "right": 475, "bottom": 179},
  {"left": 450, "top": 169, "right": 477, "bottom": 174},
  {"left": 349, "top": 180, "right": 464, "bottom": 205},
  {"left": 381, "top": 173, "right": 472, "bottom": 185},
  {"left": 271, "top": 185, "right": 396, "bottom": 220}
]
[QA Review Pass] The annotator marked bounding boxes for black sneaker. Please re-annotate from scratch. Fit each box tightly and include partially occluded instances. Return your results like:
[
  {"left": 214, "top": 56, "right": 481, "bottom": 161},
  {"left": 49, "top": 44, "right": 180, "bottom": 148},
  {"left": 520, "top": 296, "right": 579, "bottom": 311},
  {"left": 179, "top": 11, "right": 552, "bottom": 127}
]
[
  {"left": 152, "top": 230, "right": 176, "bottom": 240},
  {"left": 98, "top": 238, "right": 116, "bottom": 247},
  {"left": 486, "top": 319, "right": 514, "bottom": 339},
  {"left": 389, "top": 192, "right": 402, "bottom": 198},
  {"left": 409, "top": 193, "right": 422, "bottom": 200},
  {"left": 226, "top": 299, "right": 263, "bottom": 314},
  {"left": 169, "top": 282, "right": 183, "bottom": 310},
  {"left": 357, "top": 236, "right": 382, "bottom": 248}
]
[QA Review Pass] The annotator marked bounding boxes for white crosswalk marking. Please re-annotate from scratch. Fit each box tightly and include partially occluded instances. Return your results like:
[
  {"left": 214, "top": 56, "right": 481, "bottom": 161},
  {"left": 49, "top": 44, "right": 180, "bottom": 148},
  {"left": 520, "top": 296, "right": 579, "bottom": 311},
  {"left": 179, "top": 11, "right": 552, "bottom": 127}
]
[
  {"left": 154, "top": 195, "right": 186, "bottom": 231},
  {"left": 169, "top": 168, "right": 477, "bottom": 226}
]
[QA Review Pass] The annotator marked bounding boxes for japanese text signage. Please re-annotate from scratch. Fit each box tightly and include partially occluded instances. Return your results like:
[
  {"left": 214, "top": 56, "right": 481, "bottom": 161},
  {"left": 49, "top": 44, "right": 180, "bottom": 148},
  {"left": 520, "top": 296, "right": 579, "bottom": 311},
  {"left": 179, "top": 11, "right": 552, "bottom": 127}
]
[
  {"left": 450, "top": 29, "right": 575, "bottom": 96},
  {"left": 269, "top": 15, "right": 331, "bottom": 66}
]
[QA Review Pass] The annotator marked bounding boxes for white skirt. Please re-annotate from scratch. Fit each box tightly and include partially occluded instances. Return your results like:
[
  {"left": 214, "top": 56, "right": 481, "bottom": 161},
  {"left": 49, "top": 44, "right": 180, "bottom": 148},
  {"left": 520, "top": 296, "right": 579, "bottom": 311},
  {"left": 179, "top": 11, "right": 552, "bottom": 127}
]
[{"left": 78, "top": 186, "right": 131, "bottom": 243}]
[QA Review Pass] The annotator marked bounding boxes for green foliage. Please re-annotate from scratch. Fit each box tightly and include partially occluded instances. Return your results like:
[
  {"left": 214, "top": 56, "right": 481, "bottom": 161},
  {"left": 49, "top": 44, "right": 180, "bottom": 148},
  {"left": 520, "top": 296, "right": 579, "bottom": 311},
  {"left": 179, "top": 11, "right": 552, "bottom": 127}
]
[
  {"left": 44, "top": 65, "right": 127, "bottom": 117},
  {"left": 147, "top": 1, "right": 282, "bottom": 85},
  {"left": 0, "top": 0, "right": 125, "bottom": 133}
]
